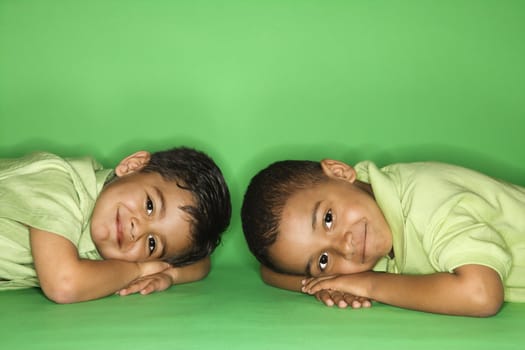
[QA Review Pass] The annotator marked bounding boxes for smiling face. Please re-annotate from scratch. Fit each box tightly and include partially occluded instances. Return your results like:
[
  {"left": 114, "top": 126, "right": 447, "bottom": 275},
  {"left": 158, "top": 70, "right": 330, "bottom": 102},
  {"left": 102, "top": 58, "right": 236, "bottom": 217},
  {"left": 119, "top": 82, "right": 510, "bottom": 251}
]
[
  {"left": 90, "top": 151, "right": 195, "bottom": 262},
  {"left": 267, "top": 160, "right": 393, "bottom": 277}
]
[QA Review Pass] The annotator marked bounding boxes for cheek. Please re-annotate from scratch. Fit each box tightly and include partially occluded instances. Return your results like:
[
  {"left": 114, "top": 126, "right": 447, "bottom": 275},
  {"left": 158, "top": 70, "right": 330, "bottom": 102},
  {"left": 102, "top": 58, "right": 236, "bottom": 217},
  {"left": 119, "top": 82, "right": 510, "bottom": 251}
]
[
  {"left": 94, "top": 243, "right": 114, "bottom": 260},
  {"left": 333, "top": 258, "right": 371, "bottom": 275},
  {"left": 338, "top": 202, "right": 364, "bottom": 222},
  {"left": 114, "top": 245, "right": 145, "bottom": 262},
  {"left": 90, "top": 221, "right": 108, "bottom": 250}
]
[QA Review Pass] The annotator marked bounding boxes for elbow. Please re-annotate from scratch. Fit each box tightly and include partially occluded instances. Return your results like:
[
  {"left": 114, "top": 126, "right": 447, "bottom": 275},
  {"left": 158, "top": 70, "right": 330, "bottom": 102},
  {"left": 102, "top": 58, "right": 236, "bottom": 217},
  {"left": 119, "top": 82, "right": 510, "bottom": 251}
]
[
  {"left": 260, "top": 266, "right": 271, "bottom": 285},
  {"left": 43, "top": 288, "right": 78, "bottom": 304},
  {"left": 40, "top": 274, "right": 82, "bottom": 304},
  {"left": 466, "top": 282, "right": 504, "bottom": 317},
  {"left": 454, "top": 265, "right": 504, "bottom": 317},
  {"left": 194, "top": 264, "right": 211, "bottom": 281},
  {"left": 470, "top": 295, "right": 503, "bottom": 317},
  {"left": 188, "top": 257, "right": 212, "bottom": 282},
  {"left": 197, "top": 257, "right": 212, "bottom": 280},
  {"left": 259, "top": 265, "right": 277, "bottom": 287}
]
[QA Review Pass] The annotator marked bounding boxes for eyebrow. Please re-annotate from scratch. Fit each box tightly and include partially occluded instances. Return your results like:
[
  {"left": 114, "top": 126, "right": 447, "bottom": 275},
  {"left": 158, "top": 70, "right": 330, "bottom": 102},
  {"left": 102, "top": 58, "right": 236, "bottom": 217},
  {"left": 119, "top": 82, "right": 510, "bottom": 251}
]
[
  {"left": 305, "top": 258, "right": 313, "bottom": 277},
  {"left": 311, "top": 200, "right": 321, "bottom": 230},
  {"left": 305, "top": 200, "right": 322, "bottom": 276},
  {"left": 153, "top": 186, "right": 168, "bottom": 259},
  {"left": 153, "top": 186, "right": 166, "bottom": 218},
  {"left": 159, "top": 241, "right": 167, "bottom": 260}
]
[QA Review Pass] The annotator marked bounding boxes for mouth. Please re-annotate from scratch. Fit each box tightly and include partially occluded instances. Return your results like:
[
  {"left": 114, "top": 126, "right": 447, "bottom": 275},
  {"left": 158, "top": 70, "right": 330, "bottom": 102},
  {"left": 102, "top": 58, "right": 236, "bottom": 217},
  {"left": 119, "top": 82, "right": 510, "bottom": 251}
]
[
  {"left": 361, "top": 222, "right": 367, "bottom": 264},
  {"left": 116, "top": 209, "right": 123, "bottom": 248}
]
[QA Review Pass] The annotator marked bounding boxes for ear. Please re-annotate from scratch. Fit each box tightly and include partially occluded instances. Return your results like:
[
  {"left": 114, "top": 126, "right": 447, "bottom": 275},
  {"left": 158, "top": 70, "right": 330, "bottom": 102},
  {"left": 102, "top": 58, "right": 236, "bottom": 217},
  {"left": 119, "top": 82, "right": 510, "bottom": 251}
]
[
  {"left": 320, "top": 159, "right": 356, "bottom": 183},
  {"left": 115, "top": 151, "right": 151, "bottom": 177}
]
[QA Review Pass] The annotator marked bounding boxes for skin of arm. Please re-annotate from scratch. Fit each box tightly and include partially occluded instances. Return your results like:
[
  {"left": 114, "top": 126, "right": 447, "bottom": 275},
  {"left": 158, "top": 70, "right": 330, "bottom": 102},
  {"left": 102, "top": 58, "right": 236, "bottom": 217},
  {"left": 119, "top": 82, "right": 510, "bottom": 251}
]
[
  {"left": 302, "top": 264, "right": 504, "bottom": 317},
  {"left": 30, "top": 227, "right": 171, "bottom": 304},
  {"left": 261, "top": 264, "right": 303, "bottom": 291},
  {"left": 261, "top": 264, "right": 372, "bottom": 308},
  {"left": 117, "top": 256, "right": 211, "bottom": 296}
]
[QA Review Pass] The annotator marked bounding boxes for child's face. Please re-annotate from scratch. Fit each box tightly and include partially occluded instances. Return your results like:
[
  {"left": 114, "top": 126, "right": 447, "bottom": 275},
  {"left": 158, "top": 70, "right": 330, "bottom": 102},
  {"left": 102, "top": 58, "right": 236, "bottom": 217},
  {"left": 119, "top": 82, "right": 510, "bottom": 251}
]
[
  {"left": 90, "top": 152, "right": 195, "bottom": 262},
  {"left": 268, "top": 160, "right": 393, "bottom": 277}
]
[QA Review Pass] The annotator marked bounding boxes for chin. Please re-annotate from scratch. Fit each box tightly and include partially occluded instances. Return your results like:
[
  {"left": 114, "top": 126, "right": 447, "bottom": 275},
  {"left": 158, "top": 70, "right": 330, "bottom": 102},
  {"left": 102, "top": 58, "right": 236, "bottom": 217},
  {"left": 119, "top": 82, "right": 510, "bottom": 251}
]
[{"left": 99, "top": 249, "right": 117, "bottom": 260}]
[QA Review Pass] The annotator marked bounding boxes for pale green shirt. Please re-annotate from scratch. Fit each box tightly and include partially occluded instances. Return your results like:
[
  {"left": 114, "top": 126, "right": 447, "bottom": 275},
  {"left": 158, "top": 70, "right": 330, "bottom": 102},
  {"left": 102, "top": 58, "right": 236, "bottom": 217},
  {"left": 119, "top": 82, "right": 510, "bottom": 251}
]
[
  {"left": 0, "top": 152, "right": 113, "bottom": 290},
  {"left": 357, "top": 161, "right": 525, "bottom": 302}
]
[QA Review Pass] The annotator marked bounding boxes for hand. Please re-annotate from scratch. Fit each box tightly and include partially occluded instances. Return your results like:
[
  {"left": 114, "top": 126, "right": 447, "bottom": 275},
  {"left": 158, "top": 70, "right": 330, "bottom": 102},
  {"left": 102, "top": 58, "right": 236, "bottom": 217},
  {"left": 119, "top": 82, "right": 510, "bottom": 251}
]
[
  {"left": 302, "top": 274, "right": 370, "bottom": 303},
  {"left": 117, "top": 271, "right": 173, "bottom": 296},
  {"left": 314, "top": 289, "right": 372, "bottom": 309}
]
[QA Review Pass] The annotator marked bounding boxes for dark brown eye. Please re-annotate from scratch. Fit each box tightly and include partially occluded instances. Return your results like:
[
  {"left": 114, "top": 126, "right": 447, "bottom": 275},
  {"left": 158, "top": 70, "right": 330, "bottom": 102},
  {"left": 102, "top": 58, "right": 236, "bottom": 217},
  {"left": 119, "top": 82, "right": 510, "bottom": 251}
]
[
  {"left": 319, "top": 252, "right": 329, "bottom": 271},
  {"left": 324, "top": 209, "right": 333, "bottom": 229},
  {"left": 146, "top": 197, "right": 154, "bottom": 216},
  {"left": 147, "top": 234, "right": 156, "bottom": 254}
]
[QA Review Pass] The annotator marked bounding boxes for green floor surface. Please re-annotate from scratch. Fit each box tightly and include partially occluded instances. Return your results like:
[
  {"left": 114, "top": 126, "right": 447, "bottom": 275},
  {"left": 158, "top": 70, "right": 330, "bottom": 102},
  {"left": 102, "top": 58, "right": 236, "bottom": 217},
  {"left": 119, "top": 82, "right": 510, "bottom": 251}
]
[{"left": 2, "top": 263, "right": 525, "bottom": 350}]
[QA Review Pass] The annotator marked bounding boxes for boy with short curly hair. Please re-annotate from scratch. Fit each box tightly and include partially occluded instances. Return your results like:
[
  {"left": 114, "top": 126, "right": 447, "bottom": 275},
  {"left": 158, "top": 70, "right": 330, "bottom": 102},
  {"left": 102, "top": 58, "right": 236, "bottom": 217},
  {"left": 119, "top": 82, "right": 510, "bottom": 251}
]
[{"left": 1, "top": 146, "right": 231, "bottom": 303}]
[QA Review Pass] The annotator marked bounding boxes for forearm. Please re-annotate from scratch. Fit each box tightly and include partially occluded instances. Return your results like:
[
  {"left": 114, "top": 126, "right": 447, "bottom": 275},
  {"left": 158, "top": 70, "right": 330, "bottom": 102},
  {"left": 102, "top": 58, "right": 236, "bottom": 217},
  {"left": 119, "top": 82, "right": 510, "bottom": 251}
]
[
  {"left": 304, "top": 265, "right": 503, "bottom": 316},
  {"left": 166, "top": 257, "right": 211, "bottom": 284},
  {"left": 40, "top": 258, "right": 143, "bottom": 303},
  {"left": 260, "top": 264, "right": 304, "bottom": 292},
  {"left": 30, "top": 227, "right": 172, "bottom": 303},
  {"left": 355, "top": 268, "right": 503, "bottom": 316}
]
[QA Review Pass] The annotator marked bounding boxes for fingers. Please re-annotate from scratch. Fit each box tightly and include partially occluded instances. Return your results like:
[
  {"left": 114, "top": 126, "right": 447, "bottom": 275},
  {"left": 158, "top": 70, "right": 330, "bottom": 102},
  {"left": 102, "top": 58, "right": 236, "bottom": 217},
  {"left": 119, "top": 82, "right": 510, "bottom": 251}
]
[
  {"left": 301, "top": 277, "right": 319, "bottom": 294},
  {"left": 357, "top": 297, "right": 372, "bottom": 308},
  {"left": 302, "top": 277, "right": 335, "bottom": 295},
  {"left": 313, "top": 290, "right": 372, "bottom": 309},
  {"left": 326, "top": 290, "right": 347, "bottom": 308},
  {"left": 137, "top": 281, "right": 157, "bottom": 295},
  {"left": 119, "top": 272, "right": 173, "bottom": 297},
  {"left": 118, "top": 279, "right": 152, "bottom": 296},
  {"left": 315, "top": 290, "right": 336, "bottom": 307},
  {"left": 342, "top": 294, "right": 372, "bottom": 309},
  {"left": 307, "top": 276, "right": 372, "bottom": 310}
]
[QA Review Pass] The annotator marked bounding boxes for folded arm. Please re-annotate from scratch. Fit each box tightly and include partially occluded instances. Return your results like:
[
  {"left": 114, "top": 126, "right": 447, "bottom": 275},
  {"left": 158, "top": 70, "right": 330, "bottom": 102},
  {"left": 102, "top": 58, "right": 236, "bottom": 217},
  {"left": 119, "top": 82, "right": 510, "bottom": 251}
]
[
  {"left": 260, "top": 264, "right": 372, "bottom": 308},
  {"left": 30, "top": 227, "right": 171, "bottom": 303},
  {"left": 260, "top": 264, "right": 303, "bottom": 291},
  {"left": 302, "top": 265, "right": 504, "bottom": 317},
  {"left": 117, "top": 256, "right": 211, "bottom": 296}
]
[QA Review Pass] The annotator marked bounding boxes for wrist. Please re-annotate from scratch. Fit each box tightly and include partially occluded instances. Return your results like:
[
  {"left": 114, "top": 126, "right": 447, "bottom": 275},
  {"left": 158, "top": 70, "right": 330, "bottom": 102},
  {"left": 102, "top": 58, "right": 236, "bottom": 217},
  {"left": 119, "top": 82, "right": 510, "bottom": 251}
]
[
  {"left": 134, "top": 261, "right": 143, "bottom": 278},
  {"left": 361, "top": 271, "right": 377, "bottom": 298},
  {"left": 164, "top": 267, "right": 177, "bottom": 285}
]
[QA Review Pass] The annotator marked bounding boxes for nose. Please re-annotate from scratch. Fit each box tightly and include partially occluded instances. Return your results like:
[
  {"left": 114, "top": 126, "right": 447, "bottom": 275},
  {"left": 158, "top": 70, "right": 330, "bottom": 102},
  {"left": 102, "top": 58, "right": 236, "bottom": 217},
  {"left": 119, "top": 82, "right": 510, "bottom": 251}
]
[
  {"left": 331, "top": 230, "right": 353, "bottom": 256},
  {"left": 130, "top": 217, "right": 150, "bottom": 242}
]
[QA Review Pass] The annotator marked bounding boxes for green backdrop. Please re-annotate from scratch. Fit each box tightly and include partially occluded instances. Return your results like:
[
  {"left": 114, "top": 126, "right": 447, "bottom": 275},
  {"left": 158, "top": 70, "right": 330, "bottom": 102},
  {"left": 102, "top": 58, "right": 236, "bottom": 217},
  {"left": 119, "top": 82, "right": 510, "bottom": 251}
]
[{"left": 1, "top": 1, "right": 524, "bottom": 349}]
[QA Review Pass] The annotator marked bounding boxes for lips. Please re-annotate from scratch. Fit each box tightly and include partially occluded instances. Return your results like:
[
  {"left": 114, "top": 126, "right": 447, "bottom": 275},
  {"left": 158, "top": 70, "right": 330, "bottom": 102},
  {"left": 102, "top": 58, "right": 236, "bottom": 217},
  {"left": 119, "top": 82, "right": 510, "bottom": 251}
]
[
  {"left": 116, "top": 209, "right": 123, "bottom": 248},
  {"left": 347, "top": 220, "right": 367, "bottom": 264},
  {"left": 361, "top": 222, "right": 367, "bottom": 264}
]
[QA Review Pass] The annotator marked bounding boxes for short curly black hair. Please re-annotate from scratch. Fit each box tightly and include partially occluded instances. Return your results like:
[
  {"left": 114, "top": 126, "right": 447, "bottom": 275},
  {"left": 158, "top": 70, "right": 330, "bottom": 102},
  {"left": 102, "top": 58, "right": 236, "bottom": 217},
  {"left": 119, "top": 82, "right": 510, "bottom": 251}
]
[
  {"left": 241, "top": 160, "right": 327, "bottom": 271},
  {"left": 142, "top": 147, "right": 231, "bottom": 266}
]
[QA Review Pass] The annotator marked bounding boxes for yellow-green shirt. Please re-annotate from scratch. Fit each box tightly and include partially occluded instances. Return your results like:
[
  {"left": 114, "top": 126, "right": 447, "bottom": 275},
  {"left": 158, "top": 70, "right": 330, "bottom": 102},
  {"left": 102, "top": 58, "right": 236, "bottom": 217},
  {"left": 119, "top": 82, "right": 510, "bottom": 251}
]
[
  {"left": 357, "top": 161, "right": 525, "bottom": 302},
  {"left": 0, "top": 152, "right": 113, "bottom": 290}
]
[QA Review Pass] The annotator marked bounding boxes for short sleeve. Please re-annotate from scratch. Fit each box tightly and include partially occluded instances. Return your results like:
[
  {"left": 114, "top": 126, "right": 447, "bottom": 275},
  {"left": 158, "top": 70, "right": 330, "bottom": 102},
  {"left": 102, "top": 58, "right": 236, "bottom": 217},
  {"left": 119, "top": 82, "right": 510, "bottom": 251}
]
[
  {"left": 0, "top": 153, "right": 89, "bottom": 248},
  {"left": 427, "top": 216, "right": 512, "bottom": 281}
]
